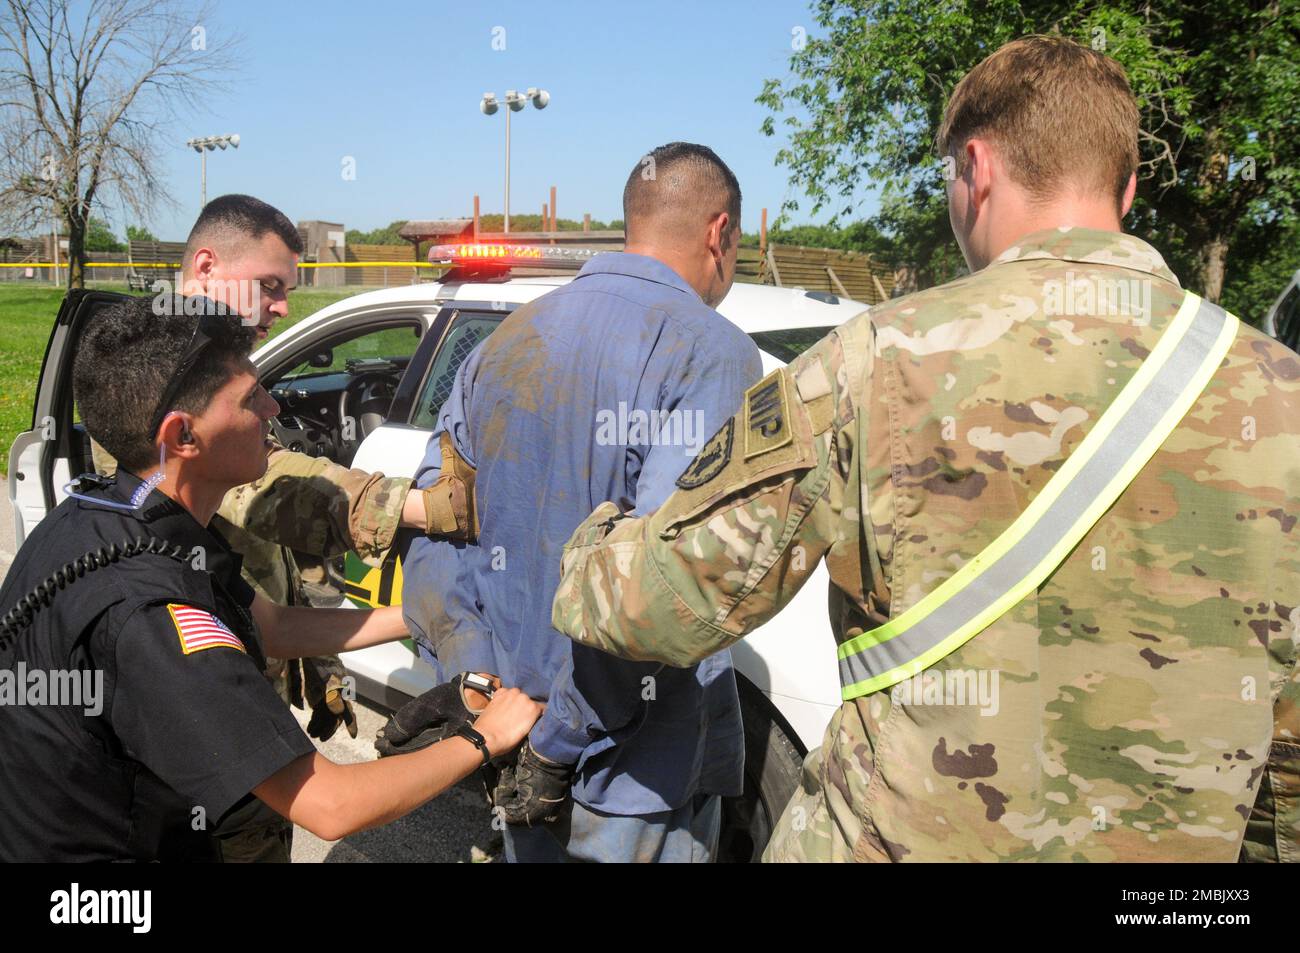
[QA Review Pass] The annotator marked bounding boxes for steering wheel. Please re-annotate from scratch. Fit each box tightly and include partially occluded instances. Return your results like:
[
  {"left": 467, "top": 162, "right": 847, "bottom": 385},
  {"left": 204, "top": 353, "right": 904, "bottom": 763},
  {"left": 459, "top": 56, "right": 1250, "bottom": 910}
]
[{"left": 338, "top": 371, "right": 398, "bottom": 453}]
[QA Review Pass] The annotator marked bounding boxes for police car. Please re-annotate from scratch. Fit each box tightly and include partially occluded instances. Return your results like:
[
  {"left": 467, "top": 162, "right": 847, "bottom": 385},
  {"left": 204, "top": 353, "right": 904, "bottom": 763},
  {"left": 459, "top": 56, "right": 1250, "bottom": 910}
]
[{"left": 9, "top": 243, "right": 865, "bottom": 861}]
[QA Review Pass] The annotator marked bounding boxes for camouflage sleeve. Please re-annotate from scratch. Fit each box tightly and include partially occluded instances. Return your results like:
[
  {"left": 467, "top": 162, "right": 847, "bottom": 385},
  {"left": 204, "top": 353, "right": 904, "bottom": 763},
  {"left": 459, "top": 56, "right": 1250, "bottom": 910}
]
[
  {"left": 217, "top": 443, "right": 411, "bottom": 566},
  {"left": 90, "top": 437, "right": 118, "bottom": 477},
  {"left": 1241, "top": 610, "right": 1300, "bottom": 862},
  {"left": 552, "top": 329, "right": 860, "bottom": 667}
]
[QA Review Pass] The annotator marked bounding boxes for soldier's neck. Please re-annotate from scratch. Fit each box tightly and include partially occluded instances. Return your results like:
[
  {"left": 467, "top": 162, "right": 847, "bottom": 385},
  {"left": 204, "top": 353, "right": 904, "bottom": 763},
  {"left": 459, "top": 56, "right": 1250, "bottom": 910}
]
[{"left": 985, "top": 197, "right": 1125, "bottom": 269}]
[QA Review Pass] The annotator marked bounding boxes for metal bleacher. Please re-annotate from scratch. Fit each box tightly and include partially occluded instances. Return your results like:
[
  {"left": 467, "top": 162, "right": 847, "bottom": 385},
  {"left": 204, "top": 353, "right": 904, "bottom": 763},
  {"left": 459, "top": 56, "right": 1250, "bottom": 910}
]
[{"left": 126, "top": 240, "right": 186, "bottom": 291}]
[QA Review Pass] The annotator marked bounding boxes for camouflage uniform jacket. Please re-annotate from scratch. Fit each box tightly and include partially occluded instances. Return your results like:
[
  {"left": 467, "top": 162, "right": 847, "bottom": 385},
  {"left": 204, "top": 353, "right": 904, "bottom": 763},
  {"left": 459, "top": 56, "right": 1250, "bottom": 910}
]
[{"left": 553, "top": 227, "right": 1300, "bottom": 862}]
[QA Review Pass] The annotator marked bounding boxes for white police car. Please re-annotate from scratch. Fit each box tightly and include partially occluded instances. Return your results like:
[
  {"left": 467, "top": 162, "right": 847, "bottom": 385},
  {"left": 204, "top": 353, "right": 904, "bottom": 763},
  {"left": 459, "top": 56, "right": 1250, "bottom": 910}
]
[{"left": 9, "top": 243, "right": 865, "bottom": 861}]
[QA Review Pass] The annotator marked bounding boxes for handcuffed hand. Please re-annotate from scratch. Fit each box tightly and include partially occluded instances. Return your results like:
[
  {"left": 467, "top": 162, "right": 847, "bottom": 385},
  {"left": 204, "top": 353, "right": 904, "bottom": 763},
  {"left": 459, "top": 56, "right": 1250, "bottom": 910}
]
[
  {"left": 374, "top": 672, "right": 500, "bottom": 757},
  {"left": 492, "top": 738, "right": 575, "bottom": 826}
]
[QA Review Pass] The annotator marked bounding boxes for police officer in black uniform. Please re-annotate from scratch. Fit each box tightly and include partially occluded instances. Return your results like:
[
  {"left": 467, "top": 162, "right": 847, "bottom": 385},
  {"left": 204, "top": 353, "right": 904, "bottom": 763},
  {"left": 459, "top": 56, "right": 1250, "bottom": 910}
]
[{"left": 0, "top": 296, "right": 541, "bottom": 861}]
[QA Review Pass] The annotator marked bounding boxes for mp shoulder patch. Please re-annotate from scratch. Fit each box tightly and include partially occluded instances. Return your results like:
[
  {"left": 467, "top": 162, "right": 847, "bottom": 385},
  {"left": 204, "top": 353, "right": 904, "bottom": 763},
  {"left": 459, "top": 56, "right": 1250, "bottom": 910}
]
[
  {"left": 744, "top": 370, "right": 793, "bottom": 459},
  {"left": 676, "top": 417, "right": 735, "bottom": 489}
]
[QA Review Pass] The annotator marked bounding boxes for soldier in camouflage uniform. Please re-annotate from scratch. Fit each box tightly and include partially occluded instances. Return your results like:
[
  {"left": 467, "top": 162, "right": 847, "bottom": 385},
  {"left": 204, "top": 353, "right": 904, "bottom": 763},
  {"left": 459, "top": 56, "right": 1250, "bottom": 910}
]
[
  {"left": 212, "top": 447, "right": 408, "bottom": 726},
  {"left": 552, "top": 37, "right": 1300, "bottom": 862}
]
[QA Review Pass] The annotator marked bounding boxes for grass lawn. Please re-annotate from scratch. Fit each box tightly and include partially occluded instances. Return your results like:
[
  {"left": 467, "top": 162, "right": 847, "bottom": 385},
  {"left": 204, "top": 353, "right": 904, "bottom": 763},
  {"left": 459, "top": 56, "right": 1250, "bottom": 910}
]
[{"left": 0, "top": 281, "right": 368, "bottom": 476}]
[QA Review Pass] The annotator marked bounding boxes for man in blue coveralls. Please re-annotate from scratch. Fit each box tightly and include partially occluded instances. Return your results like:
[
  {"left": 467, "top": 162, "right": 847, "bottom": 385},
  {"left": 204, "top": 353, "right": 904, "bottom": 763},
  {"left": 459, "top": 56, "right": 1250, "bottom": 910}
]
[{"left": 401, "top": 143, "right": 762, "bottom": 862}]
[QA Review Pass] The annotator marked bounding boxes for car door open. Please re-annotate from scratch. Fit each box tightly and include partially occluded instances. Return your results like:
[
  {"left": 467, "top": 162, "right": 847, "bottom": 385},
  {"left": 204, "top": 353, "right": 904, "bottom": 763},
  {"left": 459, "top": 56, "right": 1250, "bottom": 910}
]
[{"left": 8, "top": 290, "right": 132, "bottom": 548}]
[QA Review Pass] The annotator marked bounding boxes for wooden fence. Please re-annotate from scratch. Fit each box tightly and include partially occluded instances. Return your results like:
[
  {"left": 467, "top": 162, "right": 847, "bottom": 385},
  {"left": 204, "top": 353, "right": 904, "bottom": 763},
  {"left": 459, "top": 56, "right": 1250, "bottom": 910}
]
[
  {"left": 344, "top": 244, "right": 426, "bottom": 286},
  {"left": 0, "top": 235, "right": 897, "bottom": 306},
  {"left": 759, "top": 244, "right": 894, "bottom": 305}
]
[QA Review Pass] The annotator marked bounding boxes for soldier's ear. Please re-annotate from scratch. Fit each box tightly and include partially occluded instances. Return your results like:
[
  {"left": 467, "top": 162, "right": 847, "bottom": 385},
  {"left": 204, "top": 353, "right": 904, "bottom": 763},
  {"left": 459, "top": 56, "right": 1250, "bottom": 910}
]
[
  {"left": 1120, "top": 172, "right": 1137, "bottom": 218},
  {"left": 185, "top": 247, "right": 218, "bottom": 292},
  {"left": 965, "top": 139, "right": 997, "bottom": 209}
]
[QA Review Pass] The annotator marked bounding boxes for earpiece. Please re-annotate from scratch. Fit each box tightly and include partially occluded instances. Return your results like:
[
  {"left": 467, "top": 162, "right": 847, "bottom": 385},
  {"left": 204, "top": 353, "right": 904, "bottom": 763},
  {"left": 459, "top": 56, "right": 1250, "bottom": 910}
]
[{"left": 180, "top": 426, "right": 194, "bottom": 444}]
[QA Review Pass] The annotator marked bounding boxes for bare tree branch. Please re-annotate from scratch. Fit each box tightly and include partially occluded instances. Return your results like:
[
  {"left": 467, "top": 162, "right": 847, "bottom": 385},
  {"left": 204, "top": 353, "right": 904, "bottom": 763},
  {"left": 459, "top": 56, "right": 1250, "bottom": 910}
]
[{"left": 0, "top": 0, "right": 239, "bottom": 287}]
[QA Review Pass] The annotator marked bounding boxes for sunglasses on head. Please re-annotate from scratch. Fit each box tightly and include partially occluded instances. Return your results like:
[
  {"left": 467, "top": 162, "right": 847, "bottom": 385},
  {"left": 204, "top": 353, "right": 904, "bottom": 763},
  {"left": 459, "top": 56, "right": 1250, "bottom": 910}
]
[{"left": 146, "top": 309, "right": 229, "bottom": 441}]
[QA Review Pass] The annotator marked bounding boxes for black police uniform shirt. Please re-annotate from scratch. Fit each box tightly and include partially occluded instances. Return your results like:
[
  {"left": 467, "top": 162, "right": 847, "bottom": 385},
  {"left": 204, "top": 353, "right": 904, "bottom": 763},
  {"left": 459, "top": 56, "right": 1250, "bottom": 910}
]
[{"left": 0, "top": 470, "right": 315, "bottom": 861}]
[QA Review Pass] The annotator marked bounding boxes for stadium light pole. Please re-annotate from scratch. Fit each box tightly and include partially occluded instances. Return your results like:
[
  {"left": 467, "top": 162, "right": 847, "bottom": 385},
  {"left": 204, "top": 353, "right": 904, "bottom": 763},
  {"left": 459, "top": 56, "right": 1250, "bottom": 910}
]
[
  {"left": 480, "top": 88, "right": 549, "bottom": 234},
  {"left": 186, "top": 134, "right": 241, "bottom": 208}
]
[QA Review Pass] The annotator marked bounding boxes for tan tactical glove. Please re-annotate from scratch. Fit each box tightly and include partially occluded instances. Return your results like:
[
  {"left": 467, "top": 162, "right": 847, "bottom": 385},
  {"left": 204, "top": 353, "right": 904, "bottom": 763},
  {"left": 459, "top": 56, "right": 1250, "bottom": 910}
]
[{"left": 421, "top": 431, "right": 479, "bottom": 542}]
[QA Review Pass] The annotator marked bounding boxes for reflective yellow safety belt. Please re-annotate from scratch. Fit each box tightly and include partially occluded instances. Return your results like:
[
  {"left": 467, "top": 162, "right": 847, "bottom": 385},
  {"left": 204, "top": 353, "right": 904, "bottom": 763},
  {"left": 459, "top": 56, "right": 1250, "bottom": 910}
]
[{"left": 838, "top": 291, "right": 1239, "bottom": 701}]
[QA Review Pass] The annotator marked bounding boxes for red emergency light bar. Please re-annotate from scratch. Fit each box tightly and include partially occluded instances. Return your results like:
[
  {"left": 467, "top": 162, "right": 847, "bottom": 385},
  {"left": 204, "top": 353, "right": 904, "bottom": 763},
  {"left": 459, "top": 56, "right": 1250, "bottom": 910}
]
[{"left": 427, "top": 243, "right": 600, "bottom": 270}]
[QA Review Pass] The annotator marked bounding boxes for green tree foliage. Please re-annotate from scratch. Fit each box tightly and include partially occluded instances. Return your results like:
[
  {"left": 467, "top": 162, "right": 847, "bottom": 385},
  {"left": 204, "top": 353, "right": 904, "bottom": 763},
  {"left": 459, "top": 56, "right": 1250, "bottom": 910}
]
[
  {"left": 474, "top": 214, "right": 617, "bottom": 233},
  {"left": 84, "top": 217, "right": 123, "bottom": 252},
  {"left": 344, "top": 216, "right": 622, "bottom": 246},
  {"left": 768, "top": 220, "right": 887, "bottom": 254},
  {"left": 0, "top": 2, "right": 232, "bottom": 289},
  {"left": 125, "top": 225, "right": 158, "bottom": 242},
  {"left": 345, "top": 220, "right": 409, "bottom": 245},
  {"left": 759, "top": 1, "right": 1300, "bottom": 322}
]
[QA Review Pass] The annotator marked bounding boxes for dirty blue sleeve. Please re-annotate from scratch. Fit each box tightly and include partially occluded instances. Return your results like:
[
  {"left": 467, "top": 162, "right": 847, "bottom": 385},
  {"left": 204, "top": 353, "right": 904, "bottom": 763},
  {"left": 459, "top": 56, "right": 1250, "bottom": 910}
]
[
  {"left": 633, "top": 324, "right": 762, "bottom": 512},
  {"left": 401, "top": 352, "right": 481, "bottom": 674},
  {"left": 529, "top": 325, "right": 763, "bottom": 766}
]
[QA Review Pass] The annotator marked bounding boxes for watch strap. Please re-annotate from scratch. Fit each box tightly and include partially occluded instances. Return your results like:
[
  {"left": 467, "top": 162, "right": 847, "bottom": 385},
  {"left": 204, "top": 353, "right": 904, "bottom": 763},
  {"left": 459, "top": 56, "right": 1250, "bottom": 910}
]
[{"left": 454, "top": 724, "right": 491, "bottom": 764}]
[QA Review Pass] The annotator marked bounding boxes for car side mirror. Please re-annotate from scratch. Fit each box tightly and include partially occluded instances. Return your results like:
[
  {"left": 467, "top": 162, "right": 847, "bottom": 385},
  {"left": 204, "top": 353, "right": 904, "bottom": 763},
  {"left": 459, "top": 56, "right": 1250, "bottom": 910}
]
[{"left": 308, "top": 350, "right": 333, "bottom": 368}]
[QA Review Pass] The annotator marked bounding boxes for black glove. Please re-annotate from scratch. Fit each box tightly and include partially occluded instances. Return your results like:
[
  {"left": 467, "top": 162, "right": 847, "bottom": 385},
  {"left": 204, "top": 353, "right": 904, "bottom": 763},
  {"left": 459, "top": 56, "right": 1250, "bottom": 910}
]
[
  {"left": 493, "top": 739, "right": 575, "bottom": 826},
  {"left": 291, "top": 656, "right": 357, "bottom": 743},
  {"left": 375, "top": 672, "right": 495, "bottom": 757}
]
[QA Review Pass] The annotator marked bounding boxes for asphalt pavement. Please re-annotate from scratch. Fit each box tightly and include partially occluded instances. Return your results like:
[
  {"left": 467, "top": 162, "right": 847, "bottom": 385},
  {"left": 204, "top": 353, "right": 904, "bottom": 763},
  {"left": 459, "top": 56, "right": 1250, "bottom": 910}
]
[
  {"left": 1, "top": 495, "right": 501, "bottom": 863},
  {"left": 288, "top": 698, "right": 502, "bottom": 863}
]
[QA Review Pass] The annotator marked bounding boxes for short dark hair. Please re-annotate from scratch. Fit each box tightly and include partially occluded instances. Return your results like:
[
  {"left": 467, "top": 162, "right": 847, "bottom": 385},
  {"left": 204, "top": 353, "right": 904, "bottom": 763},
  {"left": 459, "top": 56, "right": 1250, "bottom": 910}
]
[
  {"left": 73, "top": 295, "right": 256, "bottom": 473},
  {"left": 184, "top": 193, "right": 304, "bottom": 261},
  {"left": 622, "top": 142, "right": 742, "bottom": 239}
]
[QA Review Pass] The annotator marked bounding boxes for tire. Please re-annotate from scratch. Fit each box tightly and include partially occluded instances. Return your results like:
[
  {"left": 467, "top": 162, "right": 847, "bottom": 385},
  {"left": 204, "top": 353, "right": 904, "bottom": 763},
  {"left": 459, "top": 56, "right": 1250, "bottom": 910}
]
[{"left": 717, "top": 678, "right": 806, "bottom": 863}]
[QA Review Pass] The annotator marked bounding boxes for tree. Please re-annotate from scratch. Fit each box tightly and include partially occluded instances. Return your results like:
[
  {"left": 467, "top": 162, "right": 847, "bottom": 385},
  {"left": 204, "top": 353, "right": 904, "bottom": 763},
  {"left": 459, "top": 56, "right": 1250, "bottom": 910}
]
[
  {"left": 759, "top": 1, "right": 1300, "bottom": 319},
  {"left": 125, "top": 223, "right": 157, "bottom": 242},
  {"left": 345, "top": 219, "right": 409, "bottom": 246},
  {"left": 345, "top": 215, "right": 623, "bottom": 247},
  {"left": 473, "top": 213, "right": 616, "bottom": 233},
  {"left": 0, "top": 0, "right": 234, "bottom": 288},
  {"left": 83, "top": 214, "right": 121, "bottom": 251}
]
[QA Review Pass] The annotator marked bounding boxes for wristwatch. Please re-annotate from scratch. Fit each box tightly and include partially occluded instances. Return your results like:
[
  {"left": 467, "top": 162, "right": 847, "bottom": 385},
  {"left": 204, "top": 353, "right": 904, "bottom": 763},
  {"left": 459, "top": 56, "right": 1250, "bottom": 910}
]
[{"left": 454, "top": 724, "right": 492, "bottom": 764}]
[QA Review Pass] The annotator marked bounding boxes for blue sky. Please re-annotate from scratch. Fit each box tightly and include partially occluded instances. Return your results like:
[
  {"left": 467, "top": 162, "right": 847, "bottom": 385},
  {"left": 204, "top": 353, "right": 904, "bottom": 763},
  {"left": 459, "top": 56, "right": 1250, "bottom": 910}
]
[{"left": 110, "top": 0, "right": 877, "bottom": 241}]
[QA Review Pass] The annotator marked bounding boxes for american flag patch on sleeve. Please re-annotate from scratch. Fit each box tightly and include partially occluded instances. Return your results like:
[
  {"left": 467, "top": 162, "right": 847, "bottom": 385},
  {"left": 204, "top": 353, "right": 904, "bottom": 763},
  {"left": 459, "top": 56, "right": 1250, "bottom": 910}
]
[{"left": 166, "top": 604, "right": 247, "bottom": 655}]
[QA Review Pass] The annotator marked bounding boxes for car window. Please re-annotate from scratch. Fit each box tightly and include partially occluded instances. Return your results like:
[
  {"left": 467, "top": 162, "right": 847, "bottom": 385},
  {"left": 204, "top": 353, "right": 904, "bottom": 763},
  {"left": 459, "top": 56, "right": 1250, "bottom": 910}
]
[
  {"left": 408, "top": 320, "right": 835, "bottom": 431},
  {"left": 277, "top": 324, "right": 423, "bottom": 385},
  {"left": 748, "top": 327, "right": 836, "bottom": 363},
  {"left": 412, "top": 313, "right": 503, "bottom": 429}
]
